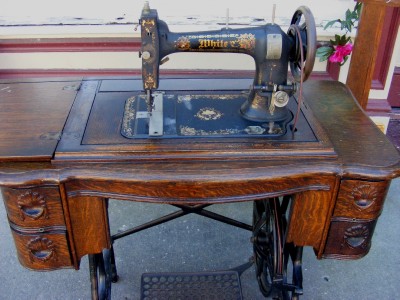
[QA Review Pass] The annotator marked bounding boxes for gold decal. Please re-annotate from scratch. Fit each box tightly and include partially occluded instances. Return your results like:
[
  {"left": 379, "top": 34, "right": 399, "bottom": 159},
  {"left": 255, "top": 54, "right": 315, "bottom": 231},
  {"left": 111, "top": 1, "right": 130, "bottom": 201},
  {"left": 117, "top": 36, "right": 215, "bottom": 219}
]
[
  {"left": 237, "top": 33, "right": 256, "bottom": 50},
  {"left": 176, "top": 36, "right": 191, "bottom": 50},
  {"left": 177, "top": 94, "right": 236, "bottom": 103},
  {"left": 122, "top": 97, "right": 136, "bottom": 137},
  {"left": 175, "top": 33, "right": 256, "bottom": 51},
  {"left": 199, "top": 39, "right": 229, "bottom": 49},
  {"left": 143, "top": 72, "right": 156, "bottom": 89},
  {"left": 141, "top": 19, "right": 155, "bottom": 27},
  {"left": 180, "top": 126, "right": 241, "bottom": 136},
  {"left": 195, "top": 107, "right": 223, "bottom": 120}
]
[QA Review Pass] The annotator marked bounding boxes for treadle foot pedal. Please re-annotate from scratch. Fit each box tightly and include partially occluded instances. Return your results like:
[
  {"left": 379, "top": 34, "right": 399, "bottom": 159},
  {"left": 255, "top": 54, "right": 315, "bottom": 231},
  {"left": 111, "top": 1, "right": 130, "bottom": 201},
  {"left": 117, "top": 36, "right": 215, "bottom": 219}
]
[{"left": 141, "top": 270, "right": 244, "bottom": 300}]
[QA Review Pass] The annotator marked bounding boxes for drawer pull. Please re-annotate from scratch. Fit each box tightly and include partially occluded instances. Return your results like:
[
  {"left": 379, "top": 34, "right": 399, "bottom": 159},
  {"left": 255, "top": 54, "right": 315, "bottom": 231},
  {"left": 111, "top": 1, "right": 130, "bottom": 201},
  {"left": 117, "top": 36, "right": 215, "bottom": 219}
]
[
  {"left": 31, "top": 249, "right": 53, "bottom": 260},
  {"left": 351, "top": 185, "right": 377, "bottom": 209},
  {"left": 27, "top": 237, "right": 56, "bottom": 262},
  {"left": 17, "top": 191, "right": 49, "bottom": 220},
  {"left": 344, "top": 224, "right": 369, "bottom": 249}
]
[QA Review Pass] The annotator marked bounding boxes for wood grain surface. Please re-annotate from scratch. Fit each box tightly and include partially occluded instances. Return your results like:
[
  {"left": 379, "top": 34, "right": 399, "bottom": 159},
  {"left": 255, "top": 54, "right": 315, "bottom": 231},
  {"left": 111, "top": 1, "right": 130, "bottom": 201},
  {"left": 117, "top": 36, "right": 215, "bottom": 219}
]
[
  {"left": 0, "top": 77, "right": 399, "bottom": 269},
  {"left": 0, "top": 80, "right": 80, "bottom": 161}
]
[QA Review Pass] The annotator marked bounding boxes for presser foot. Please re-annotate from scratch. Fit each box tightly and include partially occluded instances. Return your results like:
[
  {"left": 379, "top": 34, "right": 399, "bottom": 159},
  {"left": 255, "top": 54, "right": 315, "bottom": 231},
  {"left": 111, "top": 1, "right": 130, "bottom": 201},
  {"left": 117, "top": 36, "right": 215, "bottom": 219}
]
[{"left": 148, "top": 93, "right": 164, "bottom": 136}]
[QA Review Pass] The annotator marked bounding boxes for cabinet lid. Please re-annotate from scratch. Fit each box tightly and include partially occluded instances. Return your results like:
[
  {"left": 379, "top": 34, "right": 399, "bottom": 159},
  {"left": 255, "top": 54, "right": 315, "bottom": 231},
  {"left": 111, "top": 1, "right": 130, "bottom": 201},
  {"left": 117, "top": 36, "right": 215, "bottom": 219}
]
[{"left": 0, "top": 79, "right": 81, "bottom": 162}]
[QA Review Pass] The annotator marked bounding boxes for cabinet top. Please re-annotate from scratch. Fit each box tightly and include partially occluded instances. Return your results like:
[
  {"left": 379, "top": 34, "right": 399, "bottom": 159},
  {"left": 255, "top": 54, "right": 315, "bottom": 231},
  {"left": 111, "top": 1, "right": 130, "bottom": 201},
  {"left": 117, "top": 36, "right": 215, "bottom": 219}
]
[{"left": 0, "top": 77, "right": 399, "bottom": 183}]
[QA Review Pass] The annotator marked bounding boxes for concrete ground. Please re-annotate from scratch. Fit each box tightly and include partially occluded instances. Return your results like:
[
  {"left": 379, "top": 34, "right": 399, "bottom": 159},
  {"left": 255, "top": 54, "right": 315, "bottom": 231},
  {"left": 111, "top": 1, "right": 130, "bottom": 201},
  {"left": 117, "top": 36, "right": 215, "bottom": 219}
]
[{"left": 0, "top": 178, "right": 399, "bottom": 300}]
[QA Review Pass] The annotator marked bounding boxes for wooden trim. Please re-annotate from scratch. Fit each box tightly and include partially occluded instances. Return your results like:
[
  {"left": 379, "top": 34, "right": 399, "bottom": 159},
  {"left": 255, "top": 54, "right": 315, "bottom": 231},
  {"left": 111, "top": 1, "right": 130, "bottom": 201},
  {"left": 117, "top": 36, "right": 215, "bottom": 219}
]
[
  {"left": 311, "top": 71, "right": 333, "bottom": 80},
  {"left": 347, "top": 2, "right": 387, "bottom": 109},
  {"left": 366, "top": 98, "right": 393, "bottom": 112},
  {"left": 0, "top": 68, "right": 332, "bottom": 80},
  {"left": 0, "top": 37, "right": 335, "bottom": 83},
  {"left": 326, "top": 61, "right": 340, "bottom": 81},
  {"left": 58, "top": 184, "right": 79, "bottom": 270},
  {"left": 358, "top": 0, "right": 400, "bottom": 7},
  {"left": 388, "top": 66, "right": 400, "bottom": 107},
  {"left": 0, "top": 69, "right": 140, "bottom": 78},
  {"left": 0, "top": 37, "right": 333, "bottom": 81},
  {"left": 0, "top": 37, "right": 141, "bottom": 53},
  {"left": 392, "top": 66, "right": 400, "bottom": 75},
  {"left": 371, "top": 7, "right": 400, "bottom": 90},
  {"left": 371, "top": 80, "right": 385, "bottom": 90}
]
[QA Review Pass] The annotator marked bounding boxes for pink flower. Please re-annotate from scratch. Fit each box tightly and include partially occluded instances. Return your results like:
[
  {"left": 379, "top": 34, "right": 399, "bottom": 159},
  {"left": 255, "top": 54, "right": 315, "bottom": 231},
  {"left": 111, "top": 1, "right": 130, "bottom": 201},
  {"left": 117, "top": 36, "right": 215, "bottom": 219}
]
[
  {"left": 329, "top": 43, "right": 353, "bottom": 63},
  {"left": 329, "top": 50, "right": 344, "bottom": 63},
  {"left": 337, "top": 43, "right": 353, "bottom": 56}
]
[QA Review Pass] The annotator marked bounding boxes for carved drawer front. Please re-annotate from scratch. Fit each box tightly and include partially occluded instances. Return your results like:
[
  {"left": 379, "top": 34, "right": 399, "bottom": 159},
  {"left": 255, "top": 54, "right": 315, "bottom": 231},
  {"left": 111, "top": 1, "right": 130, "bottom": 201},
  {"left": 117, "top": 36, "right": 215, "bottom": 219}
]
[
  {"left": 10, "top": 229, "right": 72, "bottom": 270},
  {"left": 334, "top": 180, "right": 389, "bottom": 219},
  {"left": 2, "top": 187, "right": 65, "bottom": 227},
  {"left": 323, "top": 218, "right": 377, "bottom": 259}
]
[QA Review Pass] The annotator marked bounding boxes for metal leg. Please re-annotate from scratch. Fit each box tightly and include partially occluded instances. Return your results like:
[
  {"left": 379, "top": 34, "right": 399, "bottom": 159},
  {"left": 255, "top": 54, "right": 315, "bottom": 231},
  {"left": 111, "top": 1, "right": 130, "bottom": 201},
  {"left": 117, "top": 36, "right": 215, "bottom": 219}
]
[
  {"left": 89, "top": 254, "right": 99, "bottom": 300},
  {"left": 89, "top": 251, "right": 112, "bottom": 300},
  {"left": 102, "top": 198, "right": 302, "bottom": 299},
  {"left": 252, "top": 199, "right": 276, "bottom": 297},
  {"left": 109, "top": 246, "right": 119, "bottom": 283},
  {"left": 105, "top": 199, "right": 118, "bottom": 284},
  {"left": 253, "top": 197, "right": 304, "bottom": 299},
  {"left": 87, "top": 199, "right": 117, "bottom": 300},
  {"left": 112, "top": 203, "right": 253, "bottom": 242},
  {"left": 288, "top": 244, "right": 303, "bottom": 299}
]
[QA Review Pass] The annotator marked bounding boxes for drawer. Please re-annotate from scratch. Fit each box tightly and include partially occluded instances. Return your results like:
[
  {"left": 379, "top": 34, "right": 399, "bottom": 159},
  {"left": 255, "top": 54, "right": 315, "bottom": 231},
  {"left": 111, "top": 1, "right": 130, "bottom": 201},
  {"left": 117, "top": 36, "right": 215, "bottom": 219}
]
[
  {"left": 333, "top": 180, "right": 389, "bottom": 219},
  {"left": 323, "top": 218, "right": 377, "bottom": 259},
  {"left": 2, "top": 186, "right": 66, "bottom": 227},
  {"left": 10, "top": 229, "right": 72, "bottom": 270}
]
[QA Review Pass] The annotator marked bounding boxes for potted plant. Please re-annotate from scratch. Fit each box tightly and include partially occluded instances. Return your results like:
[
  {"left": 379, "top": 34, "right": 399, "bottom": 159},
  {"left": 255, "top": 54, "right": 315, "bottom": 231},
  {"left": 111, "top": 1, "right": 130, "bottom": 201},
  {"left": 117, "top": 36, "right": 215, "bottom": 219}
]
[{"left": 316, "top": 2, "right": 361, "bottom": 66}]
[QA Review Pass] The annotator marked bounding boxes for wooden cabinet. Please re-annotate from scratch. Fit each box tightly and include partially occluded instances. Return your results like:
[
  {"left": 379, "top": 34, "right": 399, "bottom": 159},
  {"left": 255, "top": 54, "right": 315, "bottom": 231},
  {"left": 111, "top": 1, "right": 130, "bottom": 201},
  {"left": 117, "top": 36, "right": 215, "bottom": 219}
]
[
  {"left": 1, "top": 186, "right": 73, "bottom": 270},
  {"left": 0, "top": 78, "right": 399, "bottom": 297},
  {"left": 10, "top": 231, "right": 72, "bottom": 270},
  {"left": 333, "top": 180, "right": 389, "bottom": 219},
  {"left": 3, "top": 187, "right": 66, "bottom": 227},
  {"left": 323, "top": 180, "right": 390, "bottom": 259}
]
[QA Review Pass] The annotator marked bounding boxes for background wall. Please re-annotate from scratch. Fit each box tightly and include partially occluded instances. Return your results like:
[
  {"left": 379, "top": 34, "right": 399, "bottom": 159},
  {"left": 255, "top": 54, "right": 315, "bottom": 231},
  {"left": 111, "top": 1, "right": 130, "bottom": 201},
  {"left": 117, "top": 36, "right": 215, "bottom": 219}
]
[
  {"left": 0, "top": 0, "right": 398, "bottom": 104},
  {"left": 0, "top": 1, "right": 356, "bottom": 74}
]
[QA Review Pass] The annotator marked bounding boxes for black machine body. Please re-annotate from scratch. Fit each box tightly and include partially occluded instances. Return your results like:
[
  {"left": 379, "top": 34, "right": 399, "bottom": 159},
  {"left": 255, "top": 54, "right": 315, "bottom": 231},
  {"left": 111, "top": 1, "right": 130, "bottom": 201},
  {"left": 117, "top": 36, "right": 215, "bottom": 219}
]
[{"left": 139, "top": 2, "right": 316, "bottom": 127}]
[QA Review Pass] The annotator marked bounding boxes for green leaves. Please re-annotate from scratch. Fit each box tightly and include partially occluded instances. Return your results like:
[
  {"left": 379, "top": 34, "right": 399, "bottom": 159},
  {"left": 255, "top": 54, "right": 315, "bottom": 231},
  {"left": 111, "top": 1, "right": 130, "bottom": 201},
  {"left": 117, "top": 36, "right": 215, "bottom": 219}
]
[
  {"left": 320, "top": 2, "right": 360, "bottom": 65},
  {"left": 331, "top": 34, "right": 352, "bottom": 46},
  {"left": 316, "top": 46, "right": 334, "bottom": 62},
  {"left": 323, "top": 2, "right": 361, "bottom": 34},
  {"left": 324, "top": 19, "right": 340, "bottom": 30},
  {"left": 317, "top": 34, "right": 351, "bottom": 62}
]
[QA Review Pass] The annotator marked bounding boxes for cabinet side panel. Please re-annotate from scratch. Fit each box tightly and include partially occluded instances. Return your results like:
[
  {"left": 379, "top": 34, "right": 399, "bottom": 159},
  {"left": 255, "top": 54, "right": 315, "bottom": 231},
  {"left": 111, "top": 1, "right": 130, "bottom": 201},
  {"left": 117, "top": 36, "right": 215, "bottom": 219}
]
[
  {"left": 66, "top": 196, "right": 110, "bottom": 261},
  {"left": 287, "top": 189, "right": 336, "bottom": 253}
]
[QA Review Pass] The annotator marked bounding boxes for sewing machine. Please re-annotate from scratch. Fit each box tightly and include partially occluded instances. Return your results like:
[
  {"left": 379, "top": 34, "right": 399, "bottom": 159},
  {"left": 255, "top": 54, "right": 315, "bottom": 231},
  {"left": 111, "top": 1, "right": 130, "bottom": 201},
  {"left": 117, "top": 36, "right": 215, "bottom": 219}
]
[{"left": 138, "top": 2, "right": 316, "bottom": 136}]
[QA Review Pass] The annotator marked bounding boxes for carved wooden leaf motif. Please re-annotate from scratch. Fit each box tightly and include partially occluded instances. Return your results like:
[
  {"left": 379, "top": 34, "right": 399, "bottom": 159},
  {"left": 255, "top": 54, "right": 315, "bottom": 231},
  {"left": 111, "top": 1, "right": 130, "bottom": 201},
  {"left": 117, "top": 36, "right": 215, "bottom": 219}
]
[
  {"left": 17, "top": 190, "right": 48, "bottom": 220},
  {"left": 344, "top": 224, "right": 370, "bottom": 249},
  {"left": 27, "top": 237, "right": 56, "bottom": 262},
  {"left": 351, "top": 185, "right": 378, "bottom": 209}
]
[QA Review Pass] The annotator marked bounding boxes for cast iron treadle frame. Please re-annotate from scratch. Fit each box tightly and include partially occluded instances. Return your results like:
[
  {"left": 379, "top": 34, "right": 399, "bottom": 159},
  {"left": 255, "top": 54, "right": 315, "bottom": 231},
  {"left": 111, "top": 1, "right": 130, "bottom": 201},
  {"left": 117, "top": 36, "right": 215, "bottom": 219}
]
[
  {"left": 88, "top": 199, "right": 304, "bottom": 300},
  {"left": 139, "top": 262, "right": 254, "bottom": 300},
  {"left": 253, "top": 196, "right": 303, "bottom": 299}
]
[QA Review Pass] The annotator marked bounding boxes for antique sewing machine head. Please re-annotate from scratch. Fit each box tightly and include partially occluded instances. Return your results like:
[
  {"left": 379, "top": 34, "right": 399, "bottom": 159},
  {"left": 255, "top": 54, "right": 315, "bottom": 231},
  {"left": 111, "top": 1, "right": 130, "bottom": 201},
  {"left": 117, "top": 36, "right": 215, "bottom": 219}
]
[{"left": 139, "top": 2, "right": 316, "bottom": 134}]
